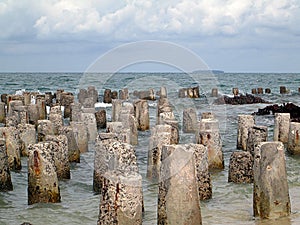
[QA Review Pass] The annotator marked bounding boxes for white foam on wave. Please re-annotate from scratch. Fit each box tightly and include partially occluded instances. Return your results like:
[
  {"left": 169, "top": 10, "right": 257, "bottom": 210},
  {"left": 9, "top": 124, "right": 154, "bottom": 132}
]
[{"left": 95, "top": 102, "right": 112, "bottom": 108}]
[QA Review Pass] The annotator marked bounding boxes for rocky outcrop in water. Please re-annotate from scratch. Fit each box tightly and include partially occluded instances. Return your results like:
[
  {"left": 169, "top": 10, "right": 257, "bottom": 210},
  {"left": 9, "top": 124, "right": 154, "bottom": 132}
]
[{"left": 214, "top": 94, "right": 269, "bottom": 105}]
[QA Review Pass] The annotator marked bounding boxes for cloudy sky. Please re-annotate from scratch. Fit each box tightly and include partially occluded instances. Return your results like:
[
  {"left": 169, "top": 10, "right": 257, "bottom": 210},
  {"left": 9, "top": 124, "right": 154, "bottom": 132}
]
[{"left": 0, "top": 0, "right": 299, "bottom": 72}]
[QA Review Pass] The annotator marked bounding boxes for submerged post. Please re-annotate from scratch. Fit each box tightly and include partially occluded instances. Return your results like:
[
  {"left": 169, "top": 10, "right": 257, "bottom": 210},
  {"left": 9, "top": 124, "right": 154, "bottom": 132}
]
[
  {"left": 237, "top": 115, "right": 255, "bottom": 150},
  {"left": 274, "top": 113, "right": 290, "bottom": 143},
  {"left": 0, "top": 138, "right": 13, "bottom": 191},
  {"left": 182, "top": 108, "right": 198, "bottom": 133},
  {"left": 246, "top": 125, "right": 268, "bottom": 156},
  {"left": 287, "top": 122, "right": 300, "bottom": 154},
  {"left": 253, "top": 142, "right": 291, "bottom": 219}
]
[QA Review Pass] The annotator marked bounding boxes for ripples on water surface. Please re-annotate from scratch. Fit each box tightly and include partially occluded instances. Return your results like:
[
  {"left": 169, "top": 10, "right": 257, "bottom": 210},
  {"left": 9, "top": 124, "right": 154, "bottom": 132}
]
[{"left": 0, "top": 72, "right": 300, "bottom": 225}]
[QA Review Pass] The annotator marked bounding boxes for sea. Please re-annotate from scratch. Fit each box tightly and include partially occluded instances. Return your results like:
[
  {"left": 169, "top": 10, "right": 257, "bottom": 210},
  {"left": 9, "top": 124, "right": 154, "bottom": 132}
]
[{"left": 0, "top": 72, "right": 300, "bottom": 225}]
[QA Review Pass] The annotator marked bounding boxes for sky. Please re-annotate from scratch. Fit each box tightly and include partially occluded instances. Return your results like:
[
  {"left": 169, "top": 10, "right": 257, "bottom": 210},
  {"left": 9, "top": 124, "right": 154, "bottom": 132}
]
[{"left": 0, "top": 0, "right": 299, "bottom": 73}]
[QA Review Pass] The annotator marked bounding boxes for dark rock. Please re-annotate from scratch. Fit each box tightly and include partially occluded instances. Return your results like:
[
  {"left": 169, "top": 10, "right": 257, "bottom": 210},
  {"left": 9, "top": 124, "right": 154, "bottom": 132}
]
[{"left": 214, "top": 94, "right": 269, "bottom": 105}]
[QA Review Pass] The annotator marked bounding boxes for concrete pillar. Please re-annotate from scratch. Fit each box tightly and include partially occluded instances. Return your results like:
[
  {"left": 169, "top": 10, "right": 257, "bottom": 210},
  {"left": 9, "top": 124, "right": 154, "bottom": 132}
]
[
  {"left": 111, "top": 90, "right": 118, "bottom": 99},
  {"left": 36, "top": 98, "right": 46, "bottom": 120},
  {"left": 45, "top": 92, "right": 53, "bottom": 106},
  {"left": 211, "top": 88, "right": 218, "bottom": 97},
  {"left": 45, "top": 135, "right": 70, "bottom": 179},
  {"left": 55, "top": 89, "right": 64, "bottom": 104},
  {"left": 106, "top": 122, "right": 131, "bottom": 144},
  {"left": 0, "top": 138, "right": 13, "bottom": 191},
  {"left": 78, "top": 89, "right": 88, "bottom": 106},
  {"left": 274, "top": 113, "right": 290, "bottom": 143},
  {"left": 253, "top": 142, "right": 291, "bottom": 219},
  {"left": 98, "top": 170, "right": 143, "bottom": 225},
  {"left": 70, "top": 121, "right": 89, "bottom": 153},
  {"left": 119, "top": 113, "right": 138, "bottom": 145},
  {"left": 252, "top": 88, "right": 257, "bottom": 94},
  {"left": 1, "top": 94, "right": 7, "bottom": 104},
  {"left": 257, "top": 87, "right": 263, "bottom": 94},
  {"left": 18, "top": 124, "right": 36, "bottom": 157},
  {"left": 49, "top": 106, "right": 63, "bottom": 135},
  {"left": 147, "top": 125, "right": 172, "bottom": 181},
  {"left": 287, "top": 122, "right": 300, "bottom": 154},
  {"left": 27, "top": 142, "right": 61, "bottom": 205},
  {"left": 121, "top": 102, "right": 134, "bottom": 115},
  {"left": 95, "top": 109, "right": 106, "bottom": 129},
  {"left": 232, "top": 88, "right": 239, "bottom": 96},
  {"left": 37, "top": 120, "right": 55, "bottom": 142},
  {"left": 280, "top": 86, "right": 287, "bottom": 94},
  {"left": 119, "top": 88, "right": 129, "bottom": 100},
  {"left": 182, "top": 108, "right": 198, "bottom": 133},
  {"left": 112, "top": 99, "right": 122, "bottom": 122},
  {"left": 187, "top": 143, "right": 212, "bottom": 200},
  {"left": 93, "top": 135, "right": 138, "bottom": 194},
  {"left": 246, "top": 125, "right": 268, "bottom": 156},
  {"left": 81, "top": 112, "right": 98, "bottom": 142},
  {"left": 87, "top": 86, "right": 98, "bottom": 104},
  {"left": 158, "top": 144, "right": 202, "bottom": 225},
  {"left": 103, "top": 89, "right": 112, "bottom": 103},
  {"left": 70, "top": 102, "right": 82, "bottom": 122},
  {"left": 161, "top": 119, "right": 179, "bottom": 144},
  {"left": 27, "top": 104, "right": 40, "bottom": 126},
  {"left": 265, "top": 88, "right": 271, "bottom": 94},
  {"left": 0, "top": 127, "right": 21, "bottom": 171},
  {"left": 201, "top": 112, "right": 215, "bottom": 120},
  {"left": 156, "top": 97, "right": 174, "bottom": 125},
  {"left": 237, "top": 115, "right": 255, "bottom": 150},
  {"left": 134, "top": 100, "right": 150, "bottom": 131},
  {"left": 196, "top": 119, "right": 224, "bottom": 169},
  {"left": 58, "top": 126, "right": 80, "bottom": 163},
  {"left": 0, "top": 102, "right": 6, "bottom": 124},
  {"left": 160, "top": 86, "right": 167, "bottom": 98},
  {"left": 228, "top": 151, "right": 253, "bottom": 183},
  {"left": 60, "top": 92, "right": 74, "bottom": 118}
]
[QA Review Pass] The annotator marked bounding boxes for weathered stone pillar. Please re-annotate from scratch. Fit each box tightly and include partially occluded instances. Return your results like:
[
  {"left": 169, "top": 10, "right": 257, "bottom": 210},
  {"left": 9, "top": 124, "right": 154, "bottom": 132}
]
[
  {"left": 156, "top": 97, "right": 174, "bottom": 125},
  {"left": 112, "top": 99, "right": 122, "bottom": 122},
  {"left": 18, "top": 124, "right": 36, "bottom": 157},
  {"left": 119, "top": 88, "right": 129, "bottom": 100},
  {"left": 182, "top": 108, "right": 198, "bottom": 133},
  {"left": 0, "top": 138, "right": 13, "bottom": 191},
  {"left": 27, "top": 104, "right": 40, "bottom": 126},
  {"left": 158, "top": 144, "right": 202, "bottom": 225},
  {"left": 257, "top": 87, "right": 263, "bottom": 94},
  {"left": 280, "top": 86, "right": 287, "bottom": 94},
  {"left": 70, "top": 121, "right": 88, "bottom": 153},
  {"left": 274, "top": 113, "right": 290, "bottom": 143},
  {"left": 95, "top": 109, "right": 106, "bottom": 129},
  {"left": 161, "top": 119, "right": 179, "bottom": 144},
  {"left": 93, "top": 134, "right": 138, "bottom": 194},
  {"left": 196, "top": 119, "right": 224, "bottom": 169},
  {"left": 252, "top": 88, "right": 257, "bottom": 94},
  {"left": 246, "top": 125, "right": 268, "bottom": 156},
  {"left": 265, "top": 88, "right": 271, "bottom": 94},
  {"left": 103, "top": 89, "right": 112, "bottom": 103},
  {"left": 58, "top": 126, "right": 80, "bottom": 163},
  {"left": 187, "top": 143, "right": 212, "bottom": 200},
  {"left": 49, "top": 106, "right": 63, "bottom": 135},
  {"left": 60, "top": 92, "right": 74, "bottom": 118},
  {"left": 119, "top": 113, "right": 138, "bottom": 145},
  {"left": 77, "top": 89, "right": 88, "bottom": 106},
  {"left": 88, "top": 86, "right": 98, "bottom": 104},
  {"left": 287, "top": 122, "right": 300, "bottom": 154},
  {"left": 134, "top": 99, "right": 149, "bottom": 131},
  {"left": 45, "top": 135, "right": 70, "bottom": 179},
  {"left": 0, "top": 127, "right": 21, "bottom": 171},
  {"left": 106, "top": 122, "right": 131, "bottom": 144},
  {"left": 211, "top": 88, "right": 218, "bottom": 97},
  {"left": 228, "top": 151, "right": 253, "bottom": 183},
  {"left": 201, "top": 112, "right": 215, "bottom": 120},
  {"left": 36, "top": 97, "right": 46, "bottom": 120},
  {"left": 44, "top": 92, "right": 53, "bottom": 106},
  {"left": 147, "top": 125, "right": 172, "bottom": 181},
  {"left": 70, "top": 102, "right": 82, "bottom": 122},
  {"left": 98, "top": 170, "right": 143, "bottom": 225},
  {"left": 28, "top": 142, "right": 61, "bottom": 205},
  {"left": 81, "top": 111, "right": 97, "bottom": 142},
  {"left": 37, "top": 120, "right": 54, "bottom": 142},
  {"left": 232, "top": 88, "right": 239, "bottom": 96},
  {"left": 160, "top": 86, "right": 167, "bottom": 98},
  {"left": 237, "top": 115, "right": 255, "bottom": 150},
  {"left": 253, "top": 142, "right": 291, "bottom": 219},
  {"left": 0, "top": 102, "right": 6, "bottom": 124}
]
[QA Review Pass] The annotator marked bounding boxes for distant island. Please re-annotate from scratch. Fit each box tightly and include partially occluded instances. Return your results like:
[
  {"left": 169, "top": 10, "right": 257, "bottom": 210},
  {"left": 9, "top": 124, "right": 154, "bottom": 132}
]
[{"left": 192, "top": 70, "right": 224, "bottom": 74}]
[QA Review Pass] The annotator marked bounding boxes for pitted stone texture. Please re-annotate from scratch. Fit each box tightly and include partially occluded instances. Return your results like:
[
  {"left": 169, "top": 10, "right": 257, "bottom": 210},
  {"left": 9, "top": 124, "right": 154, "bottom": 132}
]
[
  {"left": 161, "top": 119, "right": 179, "bottom": 144},
  {"left": 147, "top": 125, "right": 172, "bottom": 181},
  {"left": 274, "top": 113, "right": 290, "bottom": 143},
  {"left": 119, "top": 88, "right": 129, "bottom": 100},
  {"left": 45, "top": 135, "right": 70, "bottom": 179},
  {"left": 228, "top": 151, "right": 253, "bottom": 183},
  {"left": 182, "top": 108, "right": 198, "bottom": 133},
  {"left": 287, "top": 122, "right": 300, "bottom": 154},
  {"left": 106, "top": 122, "right": 131, "bottom": 144},
  {"left": 156, "top": 98, "right": 174, "bottom": 125},
  {"left": 119, "top": 113, "right": 138, "bottom": 145},
  {"left": 81, "top": 112, "right": 97, "bottom": 142},
  {"left": 37, "top": 120, "right": 55, "bottom": 142},
  {"left": 196, "top": 119, "right": 224, "bottom": 169},
  {"left": 70, "top": 121, "right": 88, "bottom": 153},
  {"left": 134, "top": 100, "right": 149, "bottom": 131},
  {"left": 18, "top": 124, "right": 36, "bottom": 157},
  {"left": 36, "top": 98, "right": 46, "bottom": 120},
  {"left": 58, "top": 126, "right": 80, "bottom": 163},
  {"left": 70, "top": 102, "right": 82, "bottom": 122},
  {"left": 0, "top": 138, "right": 13, "bottom": 191},
  {"left": 0, "top": 102, "right": 6, "bottom": 124},
  {"left": 27, "top": 104, "right": 40, "bottom": 126},
  {"left": 27, "top": 142, "right": 61, "bottom": 205},
  {"left": 60, "top": 92, "right": 74, "bottom": 118},
  {"left": 93, "top": 137, "right": 138, "bottom": 194},
  {"left": 246, "top": 125, "right": 268, "bottom": 156},
  {"left": 49, "top": 112, "right": 63, "bottom": 135},
  {"left": 112, "top": 99, "right": 123, "bottom": 122},
  {"left": 0, "top": 127, "right": 21, "bottom": 171},
  {"left": 98, "top": 170, "right": 143, "bottom": 225},
  {"left": 253, "top": 142, "right": 291, "bottom": 219},
  {"left": 95, "top": 109, "right": 107, "bottom": 129},
  {"left": 237, "top": 115, "right": 255, "bottom": 150},
  {"left": 158, "top": 145, "right": 202, "bottom": 225}
]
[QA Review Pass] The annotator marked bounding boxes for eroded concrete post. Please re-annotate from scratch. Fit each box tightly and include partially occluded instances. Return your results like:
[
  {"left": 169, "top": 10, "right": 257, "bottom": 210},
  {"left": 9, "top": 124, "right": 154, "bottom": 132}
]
[
  {"left": 182, "top": 108, "right": 198, "bottom": 133},
  {"left": 147, "top": 125, "right": 172, "bottom": 181},
  {"left": 211, "top": 88, "right": 218, "bottom": 97},
  {"left": 45, "top": 135, "right": 70, "bottom": 179},
  {"left": 237, "top": 115, "right": 255, "bottom": 150},
  {"left": 58, "top": 126, "right": 80, "bottom": 163},
  {"left": 119, "top": 113, "right": 138, "bottom": 145},
  {"left": 36, "top": 97, "right": 46, "bottom": 120},
  {"left": 70, "top": 121, "right": 88, "bottom": 153},
  {"left": 158, "top": 144, "right": 202, "bottom": 225},
  {"left": 81, "top": 111, "right": 97, "bottom": 142},
  {"left": 28, "top": 142, "right": 61, "bottom": 205},
  {"left": 156, "top": 98, "right": 174, "bottom": 125},
  {"left": 95, "top": 109, "right": 106, "bottom": 129},
  {"left": 27, "top": 104, "right": 40, "bottom": 126},
  {"left": 98, "top": 170, "right": 143, "bottom": 225},
  {"left": 0, "top": 138, "right": 13, "bottom": 191},
  {"left": 161, "top": 119, "right": 179, "bottom": 144},
  {"left": 134, "top": 99, "right": 150, "bottom": 131},
  {"left": 253, "top": 142, "right": 291, "bottom": 219},
  {"left": 287, "top": 122, "right": 300, "bottom": 154},
  {"left": 93, "top": 134, "right": 138, "bottom": 194},
  {"left": 228, "top": 151, "right": 253, "bottom": 183},
  {"left": 112, "top": 99, "right": 123, "bottom": 122},
  {"left": 103, "top": 89, "right": 112, "bottom": 103},
  {"left": 0, "top": 127, "right": 21, "bottom": 171},
  {"left": 18, "top": 124, "right": 36, "bottom": 157},
  {"left": 119, "top": 88, "right": 129, "bottom": 100},
  {"left": 274, "top": 113, "right": 290, "bottom": 143},
  {"left": 49, "top": 106, "right": 63, "bottom": 135},
  {"left": 37, "top": 120, "right": 55, "bottom": 142},
  {"left": 196, "top": 119, "right": 224, "bottom": 169},
  {"left": 246, "top": 125, "right": 268, "bottom": 156},
  {"left": 70, "top": 102, "right": 82, "bottom": 122},
  {"left": 0, "top": 102, "right": 6, "bottom": 124},
  {"left": 60, "top": 92, "right": 74, "bottom": 118},
  {"left": 106, "top": 122, "right": 131, "bottom": 144}
]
